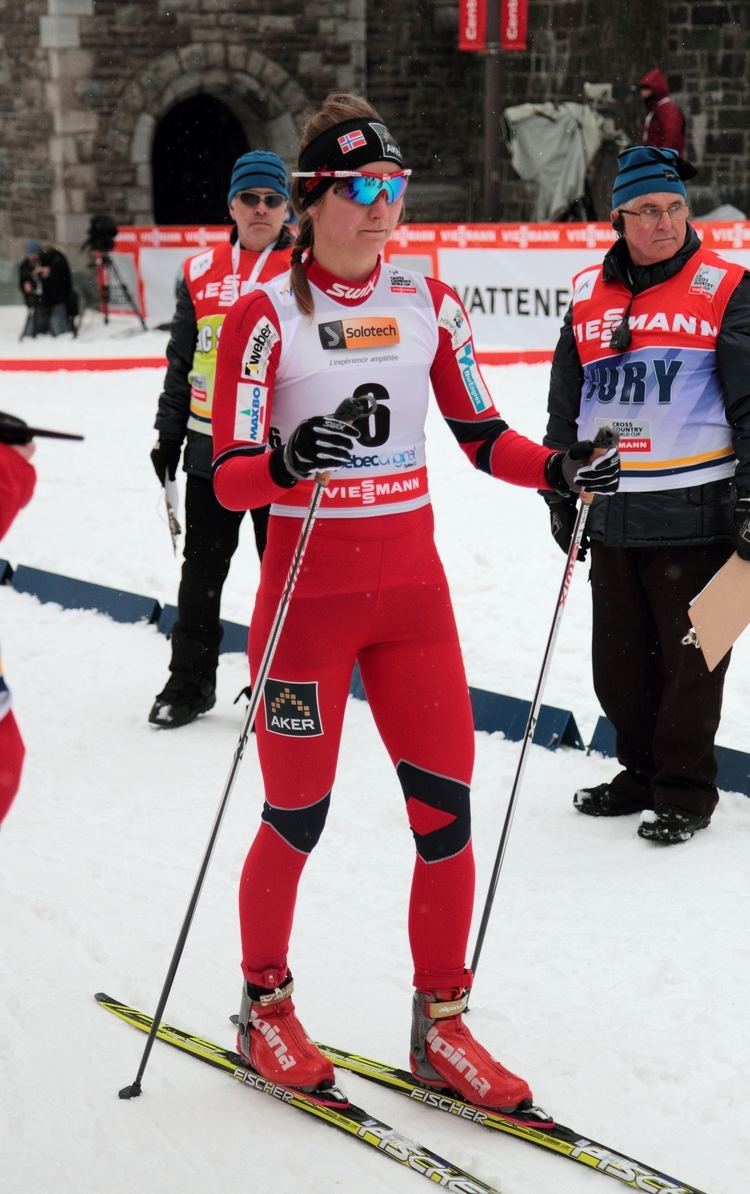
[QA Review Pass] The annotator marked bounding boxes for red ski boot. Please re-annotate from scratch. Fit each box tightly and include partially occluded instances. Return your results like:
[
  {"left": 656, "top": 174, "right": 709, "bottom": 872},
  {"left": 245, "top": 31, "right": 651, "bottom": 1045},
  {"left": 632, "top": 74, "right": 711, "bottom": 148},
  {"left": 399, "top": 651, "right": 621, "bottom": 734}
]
[
  {"left": 236, "top": 971, "right": 335, "bottom": 1093},
  {"left": 410, "top": 988, "right": 532, "bottom": 1111}
]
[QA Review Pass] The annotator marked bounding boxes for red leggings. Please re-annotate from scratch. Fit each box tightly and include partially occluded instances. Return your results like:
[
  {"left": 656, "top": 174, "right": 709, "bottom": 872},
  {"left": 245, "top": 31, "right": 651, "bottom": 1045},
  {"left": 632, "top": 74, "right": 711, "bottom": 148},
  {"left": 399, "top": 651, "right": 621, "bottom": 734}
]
[{"left": 241, "top": 506, "right": 476, "bottom": 991}]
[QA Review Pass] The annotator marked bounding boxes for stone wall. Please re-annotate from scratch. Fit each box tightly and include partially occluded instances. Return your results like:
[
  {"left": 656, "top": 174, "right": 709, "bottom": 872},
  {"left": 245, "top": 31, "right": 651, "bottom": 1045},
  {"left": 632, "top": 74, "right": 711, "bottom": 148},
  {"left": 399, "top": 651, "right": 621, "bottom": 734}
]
[
  {"left": 367, "top": 0, "right": 750, "bottom": 221},
  {"left": 2, "top": 0, "right": 749, "bottom": 284}
]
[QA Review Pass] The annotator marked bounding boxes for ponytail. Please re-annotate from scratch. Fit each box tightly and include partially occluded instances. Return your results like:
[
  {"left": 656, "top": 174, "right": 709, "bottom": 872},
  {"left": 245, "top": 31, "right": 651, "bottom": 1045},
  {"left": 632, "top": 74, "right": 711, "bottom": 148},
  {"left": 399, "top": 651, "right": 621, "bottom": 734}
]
[{"left": 289, "top": 213, "right": 315, "bottom": 317}]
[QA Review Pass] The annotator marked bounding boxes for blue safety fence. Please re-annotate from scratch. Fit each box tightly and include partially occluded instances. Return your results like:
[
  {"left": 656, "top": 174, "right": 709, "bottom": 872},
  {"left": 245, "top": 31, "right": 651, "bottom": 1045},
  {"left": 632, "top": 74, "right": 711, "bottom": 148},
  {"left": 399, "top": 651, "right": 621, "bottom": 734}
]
[
  {"left": 589, "top": 715, "right": 750, "bottom": 798},
  {"left": 3, "top": 560, "right": 748, "bottom": 791}
]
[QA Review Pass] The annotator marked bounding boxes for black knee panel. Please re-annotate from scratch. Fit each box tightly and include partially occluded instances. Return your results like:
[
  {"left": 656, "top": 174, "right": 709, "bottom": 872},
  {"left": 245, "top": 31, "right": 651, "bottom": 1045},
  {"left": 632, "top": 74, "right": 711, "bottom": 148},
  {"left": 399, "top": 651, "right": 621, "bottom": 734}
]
[
  {"left": 397, "top": 760, "right": 471, "bottom": 862},
  {"left": 261, "top": 793, "right": 331, "bottom": 854}
]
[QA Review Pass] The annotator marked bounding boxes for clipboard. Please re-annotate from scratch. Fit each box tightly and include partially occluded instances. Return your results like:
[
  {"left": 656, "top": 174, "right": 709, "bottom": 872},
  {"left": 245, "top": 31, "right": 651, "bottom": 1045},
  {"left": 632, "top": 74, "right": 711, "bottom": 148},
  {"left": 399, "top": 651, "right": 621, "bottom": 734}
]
[{"left": 685, "top": 552, "right": 750, "bottom": 671}]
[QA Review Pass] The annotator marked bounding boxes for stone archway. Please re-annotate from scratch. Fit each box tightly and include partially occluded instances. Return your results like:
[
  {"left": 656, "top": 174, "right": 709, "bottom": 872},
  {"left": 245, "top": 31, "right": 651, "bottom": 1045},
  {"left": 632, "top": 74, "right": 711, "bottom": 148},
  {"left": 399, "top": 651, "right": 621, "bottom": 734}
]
[
  {"left": 152, "top": 94, "right": 248, "bottom": 224},
  {"left": 104, "top": 43, "right": 311, "bottom": 224}
]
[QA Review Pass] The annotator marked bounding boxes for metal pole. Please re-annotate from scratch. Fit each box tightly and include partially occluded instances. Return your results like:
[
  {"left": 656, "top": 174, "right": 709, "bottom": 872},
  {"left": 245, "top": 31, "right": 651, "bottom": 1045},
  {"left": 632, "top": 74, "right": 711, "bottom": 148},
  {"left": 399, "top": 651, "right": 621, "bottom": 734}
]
[
  {"left": 118, "top": 395, "right": 376, "bottom": 1098},
  {"left": 470, "top": 499, "right": 592, "bottom": 980},
  {"left": 470, "top": 427, "right": 620, "bottom": 981},
  {"left": 482, "top": 0, "right": 502, "bottom": 220}
]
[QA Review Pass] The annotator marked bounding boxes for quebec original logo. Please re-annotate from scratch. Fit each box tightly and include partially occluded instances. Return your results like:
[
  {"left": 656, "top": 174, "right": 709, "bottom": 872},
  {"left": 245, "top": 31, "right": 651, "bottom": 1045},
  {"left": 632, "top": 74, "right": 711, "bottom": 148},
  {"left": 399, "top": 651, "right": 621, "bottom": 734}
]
[
  {"left": 242, "top": 318, "right": 279, "bottom": 383},
  {"left": 318, "top": 317, "right": 400, "bottom": 351},
  {"left": 264, "top": 679, "right": 323, "bottom": 737}
]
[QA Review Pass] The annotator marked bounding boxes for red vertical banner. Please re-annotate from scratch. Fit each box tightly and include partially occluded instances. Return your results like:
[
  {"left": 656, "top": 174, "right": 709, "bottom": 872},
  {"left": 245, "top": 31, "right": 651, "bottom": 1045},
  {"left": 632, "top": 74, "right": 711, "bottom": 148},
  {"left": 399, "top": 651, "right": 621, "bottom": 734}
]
[
  {"left": 501, "top": 0, "right": 528, "bottom": 50},
  {"left": 458, "top": 0, "right": 487, "bottom": 51}
]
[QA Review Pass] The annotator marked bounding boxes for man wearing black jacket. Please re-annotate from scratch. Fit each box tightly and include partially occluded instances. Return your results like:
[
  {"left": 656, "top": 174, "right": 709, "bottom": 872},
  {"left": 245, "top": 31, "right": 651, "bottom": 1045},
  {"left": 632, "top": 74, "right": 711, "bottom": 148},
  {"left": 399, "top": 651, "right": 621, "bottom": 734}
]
[
  {"left": 149, "top": 150, "right": 294, "bottom": 728},
  {"left": 543, "top": 145, "right": 750, "bottom": 844},
  {"left": 19, "top": 239, "right": 73, "bottom": 337}
]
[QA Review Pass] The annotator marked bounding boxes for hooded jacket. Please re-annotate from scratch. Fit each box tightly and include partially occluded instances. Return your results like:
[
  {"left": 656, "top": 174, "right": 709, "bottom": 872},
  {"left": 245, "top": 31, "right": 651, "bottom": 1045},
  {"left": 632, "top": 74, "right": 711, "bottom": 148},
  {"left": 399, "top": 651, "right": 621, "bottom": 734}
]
[{"left": 639, "top": 68, "right": 686, "bottom": 156}]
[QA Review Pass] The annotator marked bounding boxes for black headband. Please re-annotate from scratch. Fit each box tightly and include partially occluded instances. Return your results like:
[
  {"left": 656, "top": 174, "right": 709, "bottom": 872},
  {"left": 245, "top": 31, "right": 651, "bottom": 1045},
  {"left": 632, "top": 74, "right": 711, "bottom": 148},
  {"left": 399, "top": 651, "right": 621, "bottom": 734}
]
[{"left": 296, "top": 118, "right": 404, "bottom": 207}]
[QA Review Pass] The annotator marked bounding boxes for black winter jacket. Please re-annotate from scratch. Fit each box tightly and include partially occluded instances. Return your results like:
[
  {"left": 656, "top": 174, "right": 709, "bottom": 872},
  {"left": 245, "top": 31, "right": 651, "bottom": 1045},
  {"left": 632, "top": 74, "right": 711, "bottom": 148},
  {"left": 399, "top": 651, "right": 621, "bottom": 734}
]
[
  {"left": 153, "top": 227, "right": 295, "bottom": 480},
  {"left": 18, "top": 248, "right": 72, "bottom": 310},
  {"left": 543, "top": 227, "right": 750, "bottom": 547}
]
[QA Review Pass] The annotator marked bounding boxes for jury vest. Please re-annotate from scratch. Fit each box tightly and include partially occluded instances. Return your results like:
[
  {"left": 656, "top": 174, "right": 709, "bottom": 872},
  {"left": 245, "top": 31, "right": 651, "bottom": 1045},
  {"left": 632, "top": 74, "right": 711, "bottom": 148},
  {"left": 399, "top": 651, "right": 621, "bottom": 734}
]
[
  {"left": 570, "top": 246, "right": 745, "bottom": 491},
  {"left": 184, "top": 239, "right": 292, "bottom": 435}
]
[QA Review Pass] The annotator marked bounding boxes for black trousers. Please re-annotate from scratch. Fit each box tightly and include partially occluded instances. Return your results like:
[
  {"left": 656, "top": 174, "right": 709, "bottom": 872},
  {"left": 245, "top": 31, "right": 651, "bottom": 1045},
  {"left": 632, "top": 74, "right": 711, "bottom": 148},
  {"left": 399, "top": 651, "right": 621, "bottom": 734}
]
[
  {"left": 589, "top": 541, "right": 732, "bottom": 817},
  {"left": 170, "top": 474, "right": 269, "bottom": 677}
]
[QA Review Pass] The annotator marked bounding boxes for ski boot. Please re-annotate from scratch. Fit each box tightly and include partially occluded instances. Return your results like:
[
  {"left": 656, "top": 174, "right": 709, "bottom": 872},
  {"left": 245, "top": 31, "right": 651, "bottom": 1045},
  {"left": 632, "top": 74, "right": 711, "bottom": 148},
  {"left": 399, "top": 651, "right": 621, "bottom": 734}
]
[
  {"left": 410, "top": 987, "right": 537, "bottom": 1115},
  {"left": 237, "top": 971, "right": 336, "bottom": 1096}
]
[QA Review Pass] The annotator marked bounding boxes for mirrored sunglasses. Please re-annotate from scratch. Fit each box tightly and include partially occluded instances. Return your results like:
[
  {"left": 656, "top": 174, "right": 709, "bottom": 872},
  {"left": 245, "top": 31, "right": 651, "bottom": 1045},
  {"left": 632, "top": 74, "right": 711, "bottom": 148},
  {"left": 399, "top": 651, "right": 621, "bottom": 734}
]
[
  {"left": 294, "top": 170, "right": 412, "bottom": 206},
  {"left": 235, "top": 192, "right": 287, "bottom": 209}
]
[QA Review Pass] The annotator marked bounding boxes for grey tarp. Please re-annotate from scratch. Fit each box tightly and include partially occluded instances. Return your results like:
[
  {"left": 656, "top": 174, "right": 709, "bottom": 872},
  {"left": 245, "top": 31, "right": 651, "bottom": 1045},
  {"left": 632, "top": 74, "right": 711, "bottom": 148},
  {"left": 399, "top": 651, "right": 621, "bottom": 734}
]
[{"left": 503, "top": 102, "right": 604, "bottom": 220}]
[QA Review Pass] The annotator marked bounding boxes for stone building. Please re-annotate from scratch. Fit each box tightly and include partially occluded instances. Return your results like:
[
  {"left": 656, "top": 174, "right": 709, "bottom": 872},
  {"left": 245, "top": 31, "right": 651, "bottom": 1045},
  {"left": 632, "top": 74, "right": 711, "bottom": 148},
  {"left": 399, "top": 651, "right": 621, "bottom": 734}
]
[{"left": 1, "top": 0, "right": 748, "bottom": 291}]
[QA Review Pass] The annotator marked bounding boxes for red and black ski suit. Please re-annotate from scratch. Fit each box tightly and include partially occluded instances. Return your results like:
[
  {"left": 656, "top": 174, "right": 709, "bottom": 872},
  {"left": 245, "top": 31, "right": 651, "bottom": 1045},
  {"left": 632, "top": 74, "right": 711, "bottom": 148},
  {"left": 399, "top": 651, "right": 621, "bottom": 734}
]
[{"left": 212, "top": 255, "right": 555, "bottom": 992}]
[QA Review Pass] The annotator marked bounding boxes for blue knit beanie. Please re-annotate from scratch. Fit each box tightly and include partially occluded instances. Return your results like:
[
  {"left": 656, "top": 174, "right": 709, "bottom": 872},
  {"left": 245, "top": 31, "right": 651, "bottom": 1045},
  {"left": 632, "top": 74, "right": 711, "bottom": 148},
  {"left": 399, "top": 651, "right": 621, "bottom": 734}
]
[
  {"left": 24, "top": 237, "right": 43, "bottom": 255},
  {"left": 612, "top": 146, "right": 689, "bottom": 209},
  {"left": 227, "top": 151, "right": 290, "bottom": 204}
]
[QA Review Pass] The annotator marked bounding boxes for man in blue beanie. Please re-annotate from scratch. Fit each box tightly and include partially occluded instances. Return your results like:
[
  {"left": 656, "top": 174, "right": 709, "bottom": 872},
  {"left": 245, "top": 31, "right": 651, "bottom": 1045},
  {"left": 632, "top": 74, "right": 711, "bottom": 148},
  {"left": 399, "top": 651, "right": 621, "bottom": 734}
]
[
  {"left": 542, "top": 143, "right": 750, "bottom": 844},
  {"left": 149, "top": 148, "right": 294, "bottom": 728}
]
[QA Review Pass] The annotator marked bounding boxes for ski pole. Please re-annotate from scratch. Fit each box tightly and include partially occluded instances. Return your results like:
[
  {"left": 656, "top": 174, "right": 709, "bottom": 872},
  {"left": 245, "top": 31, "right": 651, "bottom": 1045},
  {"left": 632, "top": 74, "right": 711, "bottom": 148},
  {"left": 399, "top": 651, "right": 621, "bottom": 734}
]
[
  {"left": 469, "top": 427, "right": 619, "bottom": 984},
  {"left": 119, "top": 393, "right": 377, "bottom": 1099}
]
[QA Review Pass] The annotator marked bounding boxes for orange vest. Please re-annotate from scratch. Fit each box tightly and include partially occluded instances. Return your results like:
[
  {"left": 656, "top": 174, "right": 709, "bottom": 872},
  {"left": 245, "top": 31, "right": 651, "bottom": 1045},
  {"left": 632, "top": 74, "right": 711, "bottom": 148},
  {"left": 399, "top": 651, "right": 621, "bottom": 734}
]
[{"left": 183, "top": 238, "right": 292, "bottom": 435}]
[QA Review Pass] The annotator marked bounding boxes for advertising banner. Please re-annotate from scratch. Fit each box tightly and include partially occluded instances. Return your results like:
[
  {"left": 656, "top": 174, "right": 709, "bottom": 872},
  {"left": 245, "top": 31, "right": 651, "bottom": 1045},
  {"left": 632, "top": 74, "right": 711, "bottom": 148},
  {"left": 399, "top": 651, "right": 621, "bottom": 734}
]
[
  {"left": 115, "top": 221, "right": 750, "bottom": 362},
  {"left": 501, "top": 0, "right": 528, "bottom": 50},
  {"left": 458, "top": 0, "right": 487, "bottom": 51}
]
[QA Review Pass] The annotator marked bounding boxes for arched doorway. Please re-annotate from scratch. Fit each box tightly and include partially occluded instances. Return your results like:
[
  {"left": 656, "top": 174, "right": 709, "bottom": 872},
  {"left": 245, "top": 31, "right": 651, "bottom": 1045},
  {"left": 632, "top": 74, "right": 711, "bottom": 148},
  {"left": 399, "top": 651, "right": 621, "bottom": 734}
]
[{"left": 152, "top": 94, "right": 248, "bottom": 224}]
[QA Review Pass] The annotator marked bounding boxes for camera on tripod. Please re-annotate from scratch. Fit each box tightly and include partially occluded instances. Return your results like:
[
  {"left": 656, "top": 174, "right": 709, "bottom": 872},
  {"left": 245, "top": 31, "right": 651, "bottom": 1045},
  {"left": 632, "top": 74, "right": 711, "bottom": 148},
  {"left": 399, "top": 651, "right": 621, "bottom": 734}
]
[
  {"left": 81, "top": 213, "right": 147, "bottom": 330},
  {"left": 82, "top": 214, "right": 119, "bottom": 257}
]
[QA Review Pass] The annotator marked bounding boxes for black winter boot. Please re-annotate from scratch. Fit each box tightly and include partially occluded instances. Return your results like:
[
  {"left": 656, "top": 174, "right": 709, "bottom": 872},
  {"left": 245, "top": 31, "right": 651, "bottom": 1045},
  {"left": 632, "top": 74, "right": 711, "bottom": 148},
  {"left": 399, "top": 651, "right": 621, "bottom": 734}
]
[
  {"left": 148, "top": 628, "right": 219, "bottom": 728},
  {"left": 637, "top": 803, "right": 711, "bottom": 844},
  {"left": 574, "top": 769, "right": 652, "bottom": 816},
  {"left": 148, "top": 672, "right": 216, "bottom": 728}
]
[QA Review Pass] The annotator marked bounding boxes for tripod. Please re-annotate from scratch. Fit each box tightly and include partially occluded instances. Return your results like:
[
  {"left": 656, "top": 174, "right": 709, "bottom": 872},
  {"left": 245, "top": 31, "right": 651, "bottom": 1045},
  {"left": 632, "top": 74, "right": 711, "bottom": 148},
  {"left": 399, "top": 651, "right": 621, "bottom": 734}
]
[{"left": 93, "top": 251, "right": 148, "bottom": 331}]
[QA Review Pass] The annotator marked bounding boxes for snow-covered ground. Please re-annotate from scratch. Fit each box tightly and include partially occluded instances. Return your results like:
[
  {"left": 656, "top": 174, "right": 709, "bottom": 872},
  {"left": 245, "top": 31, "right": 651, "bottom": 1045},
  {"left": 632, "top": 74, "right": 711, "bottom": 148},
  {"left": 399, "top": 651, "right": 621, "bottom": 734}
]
[{"left": 1, "top": 307, "right": 747, "bottom": 1194}]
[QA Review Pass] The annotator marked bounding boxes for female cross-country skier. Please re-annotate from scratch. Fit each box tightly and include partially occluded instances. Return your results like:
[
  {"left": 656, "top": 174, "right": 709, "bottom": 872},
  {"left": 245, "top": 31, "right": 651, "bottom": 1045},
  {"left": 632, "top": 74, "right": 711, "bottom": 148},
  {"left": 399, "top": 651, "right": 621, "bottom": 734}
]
[{"left": 212, "top": 92, "right": 619, "bottom": 1111}]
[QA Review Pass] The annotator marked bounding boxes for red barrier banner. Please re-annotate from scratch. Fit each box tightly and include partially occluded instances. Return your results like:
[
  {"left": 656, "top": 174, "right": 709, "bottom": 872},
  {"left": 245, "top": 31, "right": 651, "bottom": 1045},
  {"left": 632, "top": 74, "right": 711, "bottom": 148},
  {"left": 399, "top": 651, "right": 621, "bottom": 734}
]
[
  {"left": 110, "top": 221, "right": 750, "bottom": 363},
  {"left": 501, "top": 0, "right": 527, "bottom": 50},
  {"left": 458, "top": 0, "right": 486, "bottom": 51}
]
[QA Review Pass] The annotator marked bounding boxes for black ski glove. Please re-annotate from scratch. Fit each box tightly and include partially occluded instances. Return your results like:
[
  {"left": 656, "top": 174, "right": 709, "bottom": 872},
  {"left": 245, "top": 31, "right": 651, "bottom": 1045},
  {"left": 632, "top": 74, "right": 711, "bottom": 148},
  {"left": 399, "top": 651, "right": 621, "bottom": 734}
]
[
  {"left": 546, "top": 495, "right": 590, "bottom": 560},
  {"left": 150, "top": 439, "right": 181, "bottom": 485},
  {"left": 273, "top": 414, "right": 362, "bottom": 483},
  {"left": 733, "top": 496, "right": 750, "bottom": 560},
  {"left": 545, "top": 440, "right": 621, "bottom": 497}
]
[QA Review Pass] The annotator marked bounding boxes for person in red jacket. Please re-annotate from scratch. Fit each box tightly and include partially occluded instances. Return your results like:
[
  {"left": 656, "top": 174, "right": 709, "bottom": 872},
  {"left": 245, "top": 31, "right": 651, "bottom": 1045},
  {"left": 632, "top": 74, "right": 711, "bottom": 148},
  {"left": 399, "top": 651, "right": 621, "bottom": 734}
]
[
  {"left": 0, "top": 416, "right": 37, "bottom": 826},
  {"left": 211, "top": 91, "right": 620, "bottom": 1110},
  {"left": 638, "top": 68, "right": 686, "bottom": 156}
]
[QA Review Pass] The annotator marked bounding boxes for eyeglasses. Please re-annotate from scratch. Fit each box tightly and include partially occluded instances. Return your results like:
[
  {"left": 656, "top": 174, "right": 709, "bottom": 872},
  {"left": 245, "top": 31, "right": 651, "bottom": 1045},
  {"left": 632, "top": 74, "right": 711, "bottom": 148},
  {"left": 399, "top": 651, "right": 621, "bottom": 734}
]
[
  {"left": 235, "top": 192, "right": 287, "bottom": 209},
  {"left": 293, "top": 170, "right": 412, "bottom": 205},
  {"left": 618, "top": 202, "right": 689, "bottom": 227}
]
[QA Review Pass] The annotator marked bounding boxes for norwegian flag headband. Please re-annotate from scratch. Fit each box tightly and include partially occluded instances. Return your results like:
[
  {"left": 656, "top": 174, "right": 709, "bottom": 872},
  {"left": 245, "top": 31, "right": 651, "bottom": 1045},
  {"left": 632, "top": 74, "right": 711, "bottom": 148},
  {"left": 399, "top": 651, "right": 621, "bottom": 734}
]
[{"left": 295, "top": 117, "right": 404, "bottom": 207}]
